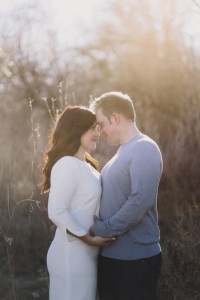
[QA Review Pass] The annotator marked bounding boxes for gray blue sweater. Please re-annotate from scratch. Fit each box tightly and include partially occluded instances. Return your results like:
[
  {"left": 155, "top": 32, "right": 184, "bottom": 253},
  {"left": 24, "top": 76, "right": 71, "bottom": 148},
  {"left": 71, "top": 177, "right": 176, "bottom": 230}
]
[{"left": 92, "top": 133, "right": 163, "bottom": 260}]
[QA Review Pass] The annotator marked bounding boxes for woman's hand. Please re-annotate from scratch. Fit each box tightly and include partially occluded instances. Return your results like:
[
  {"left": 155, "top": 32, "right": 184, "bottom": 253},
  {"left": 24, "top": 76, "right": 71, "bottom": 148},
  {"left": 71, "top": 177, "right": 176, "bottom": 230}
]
[
  {"left": 66, "top": 229, "right": 115, "bottom": 247},
  {"left": 80, "top": 234, "right": 115, "bottom": 247}
]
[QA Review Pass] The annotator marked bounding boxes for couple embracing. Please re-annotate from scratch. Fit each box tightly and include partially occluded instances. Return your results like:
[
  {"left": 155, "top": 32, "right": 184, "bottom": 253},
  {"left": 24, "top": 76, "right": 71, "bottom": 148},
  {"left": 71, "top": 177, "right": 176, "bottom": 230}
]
[{"left": 41, "top": 92, "right": 163, "bottom": 300}]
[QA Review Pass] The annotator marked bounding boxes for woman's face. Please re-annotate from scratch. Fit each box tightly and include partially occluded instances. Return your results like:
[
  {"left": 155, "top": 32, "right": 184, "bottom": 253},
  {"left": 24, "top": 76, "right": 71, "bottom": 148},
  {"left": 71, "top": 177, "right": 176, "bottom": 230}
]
[{"left": 80, "top": 123, "right": 100, "bottom": 152}]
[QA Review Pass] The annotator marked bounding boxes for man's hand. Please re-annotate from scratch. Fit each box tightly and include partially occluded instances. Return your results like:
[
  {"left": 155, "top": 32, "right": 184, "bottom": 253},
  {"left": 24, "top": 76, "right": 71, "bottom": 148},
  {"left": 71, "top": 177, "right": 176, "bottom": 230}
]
[
  {"left": 93, "top": 215, "right": 99, "bottom": 223},
  {"left": 89, "top": 215, "right": 99, "bottom": 236},
  {"left": 88, "top": 215, "right": 116, "bottom": 246},
  {"left": 80, "top": 234, "right": 115, "bottom": 247},
  {"left": 89, "top": 236, "right": 115, "bottom": 247}
]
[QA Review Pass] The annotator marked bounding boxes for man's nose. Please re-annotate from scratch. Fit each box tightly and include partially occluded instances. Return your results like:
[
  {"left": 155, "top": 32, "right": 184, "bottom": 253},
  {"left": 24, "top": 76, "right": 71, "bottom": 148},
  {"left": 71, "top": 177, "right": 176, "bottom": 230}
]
[
  {"left": 95, "top": 129, "right": 100, "bottom": 137},
  {"left": 99, "top": 127, "right": 104, "bottom": 135},
  {"left": 92, "top": 127, "right": 100, "bottom": 136}
]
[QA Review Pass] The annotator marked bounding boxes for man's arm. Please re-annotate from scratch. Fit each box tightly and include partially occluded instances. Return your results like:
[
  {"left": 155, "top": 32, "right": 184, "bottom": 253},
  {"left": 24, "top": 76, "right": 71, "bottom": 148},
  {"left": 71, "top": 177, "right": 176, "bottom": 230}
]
[{"left": 91, "top": 142, "right": 162, "bottom": 237}]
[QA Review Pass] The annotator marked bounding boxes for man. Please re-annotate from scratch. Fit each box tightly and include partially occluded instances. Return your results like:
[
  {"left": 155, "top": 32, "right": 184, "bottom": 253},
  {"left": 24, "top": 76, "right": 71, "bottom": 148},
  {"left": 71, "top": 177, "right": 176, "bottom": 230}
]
[{"left": 90, "top": 92, "right": 163, "bottom": 300}]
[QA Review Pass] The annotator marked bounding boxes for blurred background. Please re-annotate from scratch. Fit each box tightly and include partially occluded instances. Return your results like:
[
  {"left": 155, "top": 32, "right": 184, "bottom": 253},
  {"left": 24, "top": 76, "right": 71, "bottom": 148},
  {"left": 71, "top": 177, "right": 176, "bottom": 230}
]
[{"left": 0, "top": 0, "right": 200, "bottom": 299}]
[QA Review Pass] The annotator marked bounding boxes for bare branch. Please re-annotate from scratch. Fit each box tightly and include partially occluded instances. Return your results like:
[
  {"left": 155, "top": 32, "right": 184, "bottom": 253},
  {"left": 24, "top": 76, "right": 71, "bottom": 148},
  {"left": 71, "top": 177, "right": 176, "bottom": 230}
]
[{"left": 193, "top": 0, "right": 200, "bottom": 10}]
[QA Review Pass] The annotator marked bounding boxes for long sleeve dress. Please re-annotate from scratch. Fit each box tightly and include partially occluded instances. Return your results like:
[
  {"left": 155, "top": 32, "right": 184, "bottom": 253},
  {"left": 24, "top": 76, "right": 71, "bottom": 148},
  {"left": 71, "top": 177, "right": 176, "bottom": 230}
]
[{"left": 47, "top": 156, "right": 101, "bottom": 300}]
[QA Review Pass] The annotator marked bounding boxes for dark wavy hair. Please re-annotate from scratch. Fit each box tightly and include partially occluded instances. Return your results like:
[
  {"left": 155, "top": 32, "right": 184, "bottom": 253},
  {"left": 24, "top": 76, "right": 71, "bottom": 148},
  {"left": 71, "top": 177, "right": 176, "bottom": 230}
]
[{"left": 41, "top": 106, "right": 98, "bottom": 193}]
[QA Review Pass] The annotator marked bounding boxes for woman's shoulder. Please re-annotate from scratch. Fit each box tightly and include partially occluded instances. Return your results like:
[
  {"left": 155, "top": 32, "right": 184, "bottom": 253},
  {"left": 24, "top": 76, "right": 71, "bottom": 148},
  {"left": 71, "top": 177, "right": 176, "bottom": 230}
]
[{"left": 52, "top": 156, "right": 80, "bottom": 173}]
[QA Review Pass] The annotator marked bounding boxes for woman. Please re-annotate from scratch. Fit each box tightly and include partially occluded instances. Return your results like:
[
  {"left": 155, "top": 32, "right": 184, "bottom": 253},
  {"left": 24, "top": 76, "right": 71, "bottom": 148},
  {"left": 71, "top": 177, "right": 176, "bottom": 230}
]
[{"left": 41, "top": 106, "right": 113, "bottom": 300}]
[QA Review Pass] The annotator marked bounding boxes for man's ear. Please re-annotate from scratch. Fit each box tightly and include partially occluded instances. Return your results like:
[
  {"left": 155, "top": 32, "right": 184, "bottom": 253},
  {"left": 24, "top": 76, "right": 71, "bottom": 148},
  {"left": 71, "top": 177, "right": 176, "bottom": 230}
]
[{"left": 111, "top": 112, "right": 120, "bottom": 125}]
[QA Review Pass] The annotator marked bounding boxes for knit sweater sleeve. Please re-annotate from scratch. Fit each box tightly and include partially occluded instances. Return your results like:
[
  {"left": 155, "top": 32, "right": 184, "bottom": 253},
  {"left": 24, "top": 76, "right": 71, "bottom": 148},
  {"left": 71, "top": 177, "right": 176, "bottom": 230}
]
[
  {"left": 93, "top": 142, "right": 162, "bottom": 237},
  {"left": 48, "top": 157, "right": 87, "bottom": 240}
]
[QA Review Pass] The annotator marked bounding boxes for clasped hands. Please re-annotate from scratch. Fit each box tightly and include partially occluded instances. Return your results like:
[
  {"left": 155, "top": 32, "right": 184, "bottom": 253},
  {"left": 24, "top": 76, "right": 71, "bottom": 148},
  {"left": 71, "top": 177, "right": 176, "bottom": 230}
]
[
  {"left": 67, "top": 216, "right": 115, "bottom": 247},
  {"left": 88, "top": 215, "right": 116, "bottom": 247}
]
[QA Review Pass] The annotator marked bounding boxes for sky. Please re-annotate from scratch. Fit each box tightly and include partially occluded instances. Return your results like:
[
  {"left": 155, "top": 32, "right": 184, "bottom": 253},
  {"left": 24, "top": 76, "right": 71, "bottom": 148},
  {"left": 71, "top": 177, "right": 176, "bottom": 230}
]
[
  {"left": 0, "top": 0, "right": 200, "bottom": 53},
  {"left": 0, "top": 0, "right": 109, "bottom": 48}
]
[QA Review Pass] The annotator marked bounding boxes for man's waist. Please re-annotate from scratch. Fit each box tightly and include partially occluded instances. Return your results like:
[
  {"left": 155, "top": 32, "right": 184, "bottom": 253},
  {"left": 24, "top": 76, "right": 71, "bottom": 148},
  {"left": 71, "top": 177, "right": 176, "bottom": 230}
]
[{"left": 100, "top": 238, "right": 161, "bottom": 260}]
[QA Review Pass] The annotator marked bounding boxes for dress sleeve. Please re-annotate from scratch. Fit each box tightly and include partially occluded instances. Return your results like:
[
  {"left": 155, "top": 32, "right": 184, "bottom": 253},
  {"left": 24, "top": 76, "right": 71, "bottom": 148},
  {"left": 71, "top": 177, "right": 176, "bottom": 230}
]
[{"left": 48, "top": 157, "right": 87, "bottom": 240}]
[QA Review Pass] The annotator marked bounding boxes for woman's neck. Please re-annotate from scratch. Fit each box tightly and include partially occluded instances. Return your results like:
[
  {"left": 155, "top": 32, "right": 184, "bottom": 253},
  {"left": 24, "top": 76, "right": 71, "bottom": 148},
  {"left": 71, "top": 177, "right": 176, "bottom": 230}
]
[{"left": 74, "top": 147, "right": 86, "bottom": 161}]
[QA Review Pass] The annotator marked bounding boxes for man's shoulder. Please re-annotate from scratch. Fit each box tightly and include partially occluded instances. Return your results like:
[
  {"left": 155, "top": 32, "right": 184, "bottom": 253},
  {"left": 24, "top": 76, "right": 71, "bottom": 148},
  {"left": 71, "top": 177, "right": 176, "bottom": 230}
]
[
  {"left": 124, "top": 134, "right": 158, "bottom": 150},
  {"left": 136, "top": 134, "right": 160, "bottom": 150},
  {"left": 127, "top": 135, "right": 162, "bottom": 162}
]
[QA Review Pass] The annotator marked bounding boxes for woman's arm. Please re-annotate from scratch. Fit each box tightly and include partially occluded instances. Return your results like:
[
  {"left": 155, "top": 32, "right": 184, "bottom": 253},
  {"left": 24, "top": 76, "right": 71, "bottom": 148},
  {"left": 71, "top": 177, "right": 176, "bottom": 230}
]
[{"left": 48, "top": 157, "right": 87, "bottom": 239}]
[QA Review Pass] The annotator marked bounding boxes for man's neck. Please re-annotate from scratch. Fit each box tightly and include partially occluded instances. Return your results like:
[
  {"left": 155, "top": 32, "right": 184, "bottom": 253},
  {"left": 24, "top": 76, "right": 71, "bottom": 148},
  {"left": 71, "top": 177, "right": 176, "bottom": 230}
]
[{"left": 119, "top": 123, "right": 141, "bottom": 145}]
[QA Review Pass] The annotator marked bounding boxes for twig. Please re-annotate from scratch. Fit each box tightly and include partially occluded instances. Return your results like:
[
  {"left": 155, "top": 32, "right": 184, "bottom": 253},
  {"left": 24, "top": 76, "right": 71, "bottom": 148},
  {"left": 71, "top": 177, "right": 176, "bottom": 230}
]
[{"left": 193, "top": 0, "right": 200, "bottom": 10}]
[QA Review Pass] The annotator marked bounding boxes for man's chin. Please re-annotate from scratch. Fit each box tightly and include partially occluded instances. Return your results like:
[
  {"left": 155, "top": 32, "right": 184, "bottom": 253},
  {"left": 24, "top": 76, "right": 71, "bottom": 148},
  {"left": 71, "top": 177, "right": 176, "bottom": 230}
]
[{"left": 107, "top": 138, "right": 119, "bottom": 146}]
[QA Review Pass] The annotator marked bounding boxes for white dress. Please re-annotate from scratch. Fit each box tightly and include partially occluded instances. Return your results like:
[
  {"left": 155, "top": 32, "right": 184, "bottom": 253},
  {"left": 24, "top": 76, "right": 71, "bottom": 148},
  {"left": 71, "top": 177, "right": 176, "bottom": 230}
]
[{"left": 47, "top": 156, "right": 101, "bottom": 300}]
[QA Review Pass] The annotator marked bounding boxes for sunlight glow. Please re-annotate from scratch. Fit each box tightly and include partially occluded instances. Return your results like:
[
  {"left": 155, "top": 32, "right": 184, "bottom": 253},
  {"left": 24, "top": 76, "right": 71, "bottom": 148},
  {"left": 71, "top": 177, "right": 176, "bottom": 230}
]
[
  {"left": 0, "top": 0, "right": 108, "bottom": 47},
  {"left": 0, "top": 0, "right": 199, "bottom": 49}
]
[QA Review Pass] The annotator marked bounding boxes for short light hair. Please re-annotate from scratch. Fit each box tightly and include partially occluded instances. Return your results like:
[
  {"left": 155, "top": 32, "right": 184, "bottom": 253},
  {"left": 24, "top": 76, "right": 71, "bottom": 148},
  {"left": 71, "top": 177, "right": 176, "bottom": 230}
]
[{"left": 90, "top": 91, "right": 136, "bottom": 122}]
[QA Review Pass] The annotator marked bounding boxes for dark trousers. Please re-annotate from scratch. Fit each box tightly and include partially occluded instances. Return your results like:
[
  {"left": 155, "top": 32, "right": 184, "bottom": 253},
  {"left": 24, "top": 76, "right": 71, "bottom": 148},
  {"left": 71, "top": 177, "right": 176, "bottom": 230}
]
[{"left": 98, "top": 253, "right": 162, "bottom": 300}]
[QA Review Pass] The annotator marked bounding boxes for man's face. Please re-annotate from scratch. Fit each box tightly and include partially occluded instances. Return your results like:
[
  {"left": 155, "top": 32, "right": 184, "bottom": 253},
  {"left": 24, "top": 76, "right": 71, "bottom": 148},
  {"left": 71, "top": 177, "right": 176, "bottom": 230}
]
[{"left": 96, "top": 108, "right": 119, "bottom": 145}]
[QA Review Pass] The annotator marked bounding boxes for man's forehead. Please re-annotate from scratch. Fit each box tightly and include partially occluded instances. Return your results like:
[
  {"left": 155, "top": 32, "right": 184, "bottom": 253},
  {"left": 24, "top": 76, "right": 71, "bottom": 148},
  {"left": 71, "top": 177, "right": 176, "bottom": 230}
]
[
  {"left": 96, "top": 111, "right": 106, "bottom": 124},
  {"left": 95, "top": 109, "right": 105, "bottom": 121}
]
